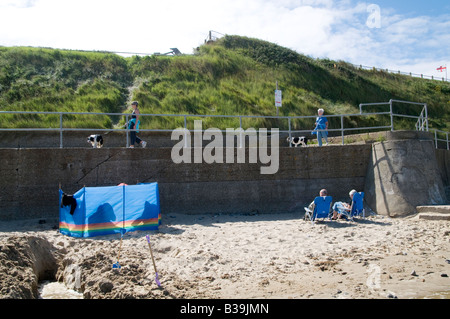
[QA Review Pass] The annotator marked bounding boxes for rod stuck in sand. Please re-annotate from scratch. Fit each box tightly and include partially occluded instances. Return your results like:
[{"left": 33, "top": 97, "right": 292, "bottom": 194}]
[
  {"left": 112, "top": 233, "right": 123, "bottom": 269},
  {"left": 146, "top": 234, "right": 161, "bottom": 287}
]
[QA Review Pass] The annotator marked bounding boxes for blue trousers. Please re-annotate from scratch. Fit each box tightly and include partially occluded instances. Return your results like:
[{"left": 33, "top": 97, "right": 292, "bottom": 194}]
[{"left": 317, "top": 130, "right": 328, "bottom": 146}]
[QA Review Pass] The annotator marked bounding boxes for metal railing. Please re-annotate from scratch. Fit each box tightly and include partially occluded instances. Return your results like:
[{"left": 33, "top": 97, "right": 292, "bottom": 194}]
[
  {"left": 432, "top": 129, "right": 450, "bottom": 150},
  {"left": 0, "top": 99, "right": 448, "bottom": 149},
  {"left": 351, "top": 63, "right": 449, "bottom": 83}
]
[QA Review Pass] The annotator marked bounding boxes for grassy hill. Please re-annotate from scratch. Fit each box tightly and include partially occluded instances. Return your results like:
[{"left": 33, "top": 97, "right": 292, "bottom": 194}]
[{"left": 1, "top": 35, "right": 449, "bottom": 133}]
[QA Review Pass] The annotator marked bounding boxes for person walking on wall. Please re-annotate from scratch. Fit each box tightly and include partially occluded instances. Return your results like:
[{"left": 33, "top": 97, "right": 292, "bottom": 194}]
[
  {"left": 312, "top": 108, "right": 328, "bottom": 146},
  {"left": 128, "top": 101, "right": 147, "bottom": 148}
]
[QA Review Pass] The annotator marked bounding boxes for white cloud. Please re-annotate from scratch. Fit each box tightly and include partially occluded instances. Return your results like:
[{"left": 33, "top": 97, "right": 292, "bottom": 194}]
[
  {"left": 0, "top": 0, "right": 37, "bottom": 8},
  {"left": 0, "top": 0, "right": 448, "bottom": 76}
]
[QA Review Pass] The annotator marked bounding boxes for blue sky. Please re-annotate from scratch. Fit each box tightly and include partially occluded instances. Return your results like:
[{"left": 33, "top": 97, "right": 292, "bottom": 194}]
[
  {"left": 0, "top": 0, "right": 449, "bottom": 77},
  {"left": 374, "top": 0, "right": 450, "bottom": 16}
]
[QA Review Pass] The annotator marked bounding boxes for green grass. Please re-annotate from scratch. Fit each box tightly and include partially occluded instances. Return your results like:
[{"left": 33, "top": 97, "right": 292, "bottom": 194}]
[{"left": 1, "top": 36, "right": 449, "bottom": 132}]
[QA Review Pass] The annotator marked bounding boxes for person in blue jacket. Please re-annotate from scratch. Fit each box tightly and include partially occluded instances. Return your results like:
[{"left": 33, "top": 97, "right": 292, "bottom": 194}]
[{"left": 312, "top": 108, "right": 328, "bottom": 146}]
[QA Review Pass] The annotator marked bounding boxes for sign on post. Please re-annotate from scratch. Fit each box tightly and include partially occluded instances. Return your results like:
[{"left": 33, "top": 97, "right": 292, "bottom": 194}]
[{"left": 275, "top": 89, "right": 282, "bottom": 107}]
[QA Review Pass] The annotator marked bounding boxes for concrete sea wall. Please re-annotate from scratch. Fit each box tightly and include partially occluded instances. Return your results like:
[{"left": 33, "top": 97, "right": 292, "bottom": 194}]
[
  {"left": 0, "top": 144, "right": 371, "bottom": 220},
  {"left": 0, "top": 131, "right": 448, "bottom": 220},
  {"left": 364, "top": 131, "right": 448, "bottom": 217}
]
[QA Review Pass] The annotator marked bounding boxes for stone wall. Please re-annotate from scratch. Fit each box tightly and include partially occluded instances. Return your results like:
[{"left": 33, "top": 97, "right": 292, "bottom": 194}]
[
  {"left": 436, "top": 149, "right": 450, "bottom": 186},
  {"left": 364, "top": 131, "right": 448, "bottom": 217},
  {"left": 1, "top": 130, "right": 448, "bottom": 221},
  {"left": 0, "top": 144, "right": 371, "bottom": 220}
]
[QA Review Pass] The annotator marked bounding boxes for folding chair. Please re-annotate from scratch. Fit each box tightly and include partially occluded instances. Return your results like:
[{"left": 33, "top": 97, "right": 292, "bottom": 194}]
[
  {"left": 305, "top": 196, "right": 333, "bottom": 224},
  {"left": 350, "top": 191, "right": 365, "bottom": 220}
]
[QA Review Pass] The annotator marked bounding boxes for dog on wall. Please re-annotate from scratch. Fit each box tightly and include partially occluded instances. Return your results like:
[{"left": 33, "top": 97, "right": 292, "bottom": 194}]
[
  {"left": 286, "top": 136, "right": 308, "bottom": 147},
  {"left": 87, "top": 134, "right": 104, "bottom": 148}
]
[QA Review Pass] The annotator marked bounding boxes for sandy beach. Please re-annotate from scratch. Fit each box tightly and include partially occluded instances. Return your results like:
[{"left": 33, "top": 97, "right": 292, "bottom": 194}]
[{"left": 0, "top": 211, "right": 449, "bottom": 299}]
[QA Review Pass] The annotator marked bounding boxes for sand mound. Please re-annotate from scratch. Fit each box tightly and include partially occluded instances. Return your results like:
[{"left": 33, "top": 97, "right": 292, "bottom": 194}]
[{"left": 0, "top": 235, "right": 57, "bottom": 298}]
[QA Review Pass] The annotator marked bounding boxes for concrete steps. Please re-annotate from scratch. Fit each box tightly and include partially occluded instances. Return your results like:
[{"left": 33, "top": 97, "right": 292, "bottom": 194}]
[{"left": 416, "top": 205, "right": 450, "bottom": 221}]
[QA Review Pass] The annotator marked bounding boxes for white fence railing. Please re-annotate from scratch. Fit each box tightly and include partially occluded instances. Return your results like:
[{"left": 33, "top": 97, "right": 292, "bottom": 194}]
[
  {"left": 351, "top": 64, "right": 449, "bottom": 83},
  {"left": 0, "top": 99, "right": 448, "bottom": 150}
]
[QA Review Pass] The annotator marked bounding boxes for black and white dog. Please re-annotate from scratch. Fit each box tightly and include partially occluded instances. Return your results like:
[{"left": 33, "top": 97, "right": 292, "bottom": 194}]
[
  {"left": 287, "top": 136, "right": 308, "bottom": 147},
  {"left": 87, "top": 134, "right": 104, "bottom": 148},
  {"left": 61, "top": 193, "right": 77, "bottom": 215}
]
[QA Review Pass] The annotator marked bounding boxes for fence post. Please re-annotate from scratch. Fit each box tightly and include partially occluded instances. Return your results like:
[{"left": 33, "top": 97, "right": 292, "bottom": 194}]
[
  {"left": 447, "top": 132, "right": 449, "bottom": 150},
  {"left": 288, "top": 117, "right": 292, "bottom": 147},
  {"left": 389, "top": 99, "right": 394, "bottom": 131},
  {"left": 424, "top": 103, "right": 428, "bottom": 131},
  {"left": 184, "top": 115, "right": 188, "bottom": 148},
  {"left": 239, "top": 116, "right": 243, "bottom": 148},
  {"left": 125, "top": 114, "right": 129, "bottom": 148},
  {"left": 341, "top": 115, "right": 344, "bottom": 145},
  {"left": 59, "top": 112, "right": 63, "bottom": 148},
  {"left": 435, "top": 130, "right": 438, "bottom": 149}
]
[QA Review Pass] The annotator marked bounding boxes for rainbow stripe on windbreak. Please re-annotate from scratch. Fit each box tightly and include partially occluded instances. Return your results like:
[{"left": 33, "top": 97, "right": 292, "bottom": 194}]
[
  {"left": 59, "top": 215, "right": 161, "bottom": 238},
  {"left": 59, "top": 183, "right": 161, "bottom": 238}
]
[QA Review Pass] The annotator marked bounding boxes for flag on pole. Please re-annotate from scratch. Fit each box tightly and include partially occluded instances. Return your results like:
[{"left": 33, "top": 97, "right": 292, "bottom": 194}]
[{"left": 437, "top": 66, "right": 447, "bottom": 72}]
